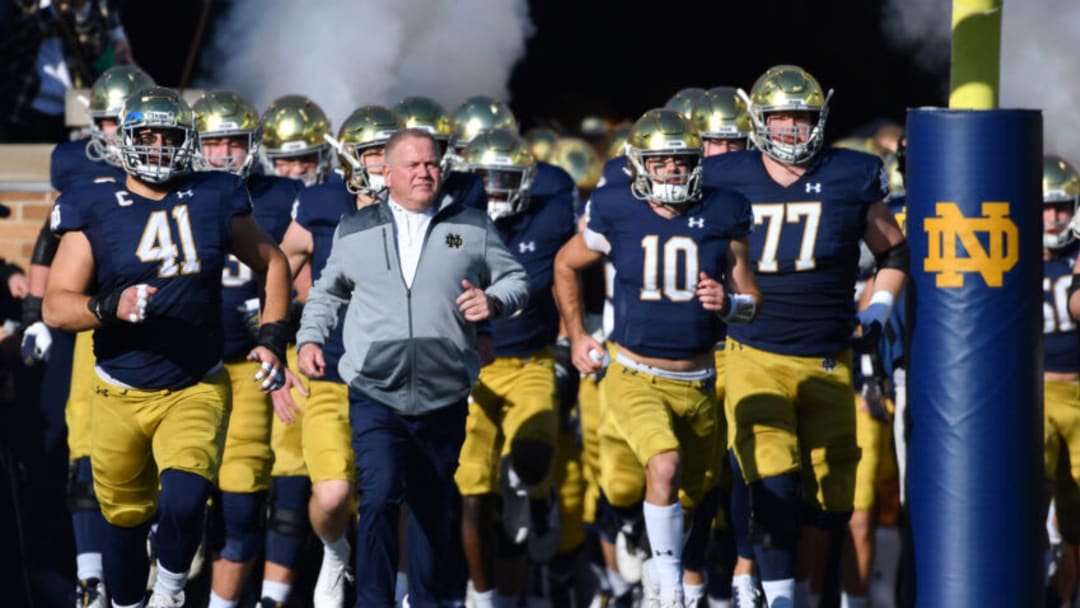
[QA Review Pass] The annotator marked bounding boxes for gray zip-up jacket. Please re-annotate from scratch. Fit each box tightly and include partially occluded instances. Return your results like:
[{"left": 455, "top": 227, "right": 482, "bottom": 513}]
[{"left": 296, "top": 193, "right": 529, "bottom": 415}]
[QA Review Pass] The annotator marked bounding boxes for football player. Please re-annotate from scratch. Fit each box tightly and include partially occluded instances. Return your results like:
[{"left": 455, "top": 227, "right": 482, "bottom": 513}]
[
  {"left": 23, "top": 65, "right": 153, "bottom": 608},
  {"left": 191, "top": 90, "right": 305, "bottom": 608},
  {"left": 276, "top": 105, "right": 403, "bottom": 608},
  {"left": 260, "top": 95, "right": 334, "bottom": 187},
  {"left": 554, "top": 108, "right": 760, "bottom": 607},
  {"left": 42, "top": 86, "right": 293, "bottom": 608},
  {"left": 702, "top": 65, "right": 907, "bottom": 608},
  {"left": 1044, "top": 156, "right": 1080, "bottom": 606},
  {"left": 455, "top": 128, "right": 577, "bottom": 607}
]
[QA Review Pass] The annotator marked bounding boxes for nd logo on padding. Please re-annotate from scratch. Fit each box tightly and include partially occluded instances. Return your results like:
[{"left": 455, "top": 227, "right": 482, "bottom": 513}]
[{"left": 923, "top": 202, "right": 1019, "bottom": 288}]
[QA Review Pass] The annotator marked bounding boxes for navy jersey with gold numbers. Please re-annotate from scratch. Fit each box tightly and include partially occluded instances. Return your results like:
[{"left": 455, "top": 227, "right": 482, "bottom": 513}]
[
  {"left": 703, "top": 148, "right": 887, "bottom": 356},
  {"left": 490, "top": 163, "right": 576, "bottom": 356},
  {"left": 52, "top": 172, "right": 253, "bottom": 389},
  {"left": 50, "top": 138, "right": 124, "bottom": 191},
  {"left": 295, "top": 182, "right": 353, "bottom": 384},
  {"left": 1044, "top": 242, "right": 1079, "bottom": 374},
  {"left": 220, "top": 174, "right": 303, "bottom": 359},
  {"left": 586, "top": 185, "right": 752, "bottom": 359}
]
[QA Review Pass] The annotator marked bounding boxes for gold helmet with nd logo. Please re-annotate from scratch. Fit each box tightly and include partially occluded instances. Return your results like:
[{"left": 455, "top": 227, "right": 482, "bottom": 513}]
[
  {"left": 692, "top": 87, "right": 751, "bottom": 154},
  {"left": 741, "top": 65, "right": 833, "bottom": 165},
  {"left": 260, "top": 95, "right": 333, "bottom": 186},
  {"left": 524, "top": 127, "right": 559, "bottom": 163},
  {"left": 336, "top": 105, "right": 404, "bottom": 196},
  {"left": 86, "top": 66, "right": 156, "bottom": 165},
  {"left": 606, "top": 121, "right": 632, "bottom": 160},
  {"left": 117, "top": 86, "right": 197, "bottom": 183},
  {"left": 664, "top": 87, "right": 708, "bottom": 120},
  {"left": 395, "top": 96, "right": 452, "bottom": 153},
  {"left": 549, "top": 137, "right": 602, "bottom": 194},
  {"left": 625, "top": 108, "right": 703, "bottom": 205},
  {"left": 449, "top": 96, "right": 518, "bottom": 154},
  {"left": 192, "top": 90, "right": 261, "bottom": 177},
  {"left": 1043, "top": 155, "right": 1080, "bottom": 250},
  {"left": 461, "top": 128, "right": 537, "bottom": 220}
]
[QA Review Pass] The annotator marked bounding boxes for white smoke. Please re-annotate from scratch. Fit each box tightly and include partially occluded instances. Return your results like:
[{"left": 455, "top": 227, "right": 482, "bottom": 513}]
[
  {"left": 882, "top": 0, "right": 1080, "bottom": 163},
  {"left": 195, "top": 0, "right": 534, "bottom": 126},
  {"left": 880, "top": 0, "right": 951, "bottom": 74},
  {"left": 1000, "top": 0, "right": 1080, "bottom": 163}
]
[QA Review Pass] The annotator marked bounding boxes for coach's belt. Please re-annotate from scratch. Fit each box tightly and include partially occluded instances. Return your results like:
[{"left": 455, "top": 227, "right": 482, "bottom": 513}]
[{"left": 614, "top": 351, "right": 715, "bottom": 382}]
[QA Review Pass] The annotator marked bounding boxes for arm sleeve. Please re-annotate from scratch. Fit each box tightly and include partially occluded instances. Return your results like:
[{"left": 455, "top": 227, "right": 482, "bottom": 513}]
[
  {"left": 295, "top": 224, "right": 355, "bottom": 346},
  {"left": 32, "top": 218, "right": 61, "bottom": 265},
  {"left": 480, "top": 216, "right": 529, "bottom": 318}
]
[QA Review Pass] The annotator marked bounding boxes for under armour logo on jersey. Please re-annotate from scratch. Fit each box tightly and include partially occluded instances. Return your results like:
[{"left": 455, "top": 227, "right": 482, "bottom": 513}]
[
  {"left": 805, "top": 182, "right": 822, "bottom": 193},
  {"left": 822, "top": 357, "right": 837, "bottom": 372},
  {"left": 518, "top": 241, "right": 536, "bottom": 253},
  {"left": 688, "top": 217, "right": 705, "bottom": 228},
  {"left": 445, "top": 233, "right": 463, "bottom": 249},
  {"left": 177, "top": 188, "right": 194, "bottom": 199}
]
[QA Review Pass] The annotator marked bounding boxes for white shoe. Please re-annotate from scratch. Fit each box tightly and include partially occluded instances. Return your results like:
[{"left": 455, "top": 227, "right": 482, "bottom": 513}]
[
  {"left": 74, "top": 578, "right": 107, "bottom": 608},
  {"left": 640, "top": 559, "right": 661, "bottom": 606},
  {"left": 313, "top": 544, "right": 353, "bottom": 608},
  {"left": 614, "top": 528, "right": 647, "bottom": 585},
  {"left": 731, "top": 584, "right": 763, "bottom": 608},
  {"left": 147, "top": 590, "right": 185, "bottom": 608}
]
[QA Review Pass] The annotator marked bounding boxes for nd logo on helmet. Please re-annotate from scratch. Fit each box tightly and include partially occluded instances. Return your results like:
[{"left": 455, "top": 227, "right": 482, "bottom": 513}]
[{"left": 923, "top": 202, "right": 1019, "bottom": 288}]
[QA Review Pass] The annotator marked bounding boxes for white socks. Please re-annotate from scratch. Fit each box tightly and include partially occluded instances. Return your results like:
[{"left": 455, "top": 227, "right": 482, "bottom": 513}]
[
  {"left": 684, "top": 581, "right": 707, "bottom": 606},
  {"left": 323, "top": 536, "right": 350, "bottom": 563},
  {"left": 472, "top": 589, "right": 495, "bottom": 608},
  {"left": 643, "top": 501, "right": 684, "bottom": 596},
  {"left": 840, "top": 592, "right": 867, "bottom": 608},
  {"left": 607, "top": 568, "right": 631, "bottom": 597},
  {"left": 763, "top": 578, "right": 796, "bottom": 608},
  {"left": 76, "top": 552, "right": 104, "bottom": 582},
  {"left": 152, "top": 561, "right": 187, "bottom": 598},
  {"left": 260, "top": 579, "right": 291, "bottom": 603},
  {"left": 208, "top": 591, "right": 238, "bottom": 608}
]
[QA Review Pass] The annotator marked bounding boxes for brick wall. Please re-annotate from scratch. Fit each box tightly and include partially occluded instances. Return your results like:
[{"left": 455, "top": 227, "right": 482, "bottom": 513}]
[
  {"left": 0, "top": 190, "right": 57, "bottom": 270},
  {"left": 0, "top": 144, "right": 56, "bottom": 271}
]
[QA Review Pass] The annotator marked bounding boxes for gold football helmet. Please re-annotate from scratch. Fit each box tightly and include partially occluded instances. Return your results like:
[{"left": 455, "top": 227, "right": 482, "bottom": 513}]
[
  {"left": 740, "top": 65, "right": 833, "bottom": 165},
  {"left": 260, "top": 95, "right": 333, "bottom": 185},
  {"left": 336, "top": 105, "right": 404, "bottom": 195},
  {"left": 523, "top": 127, "right": 559, "bottom": 163},
  {"left": 118, "top": 86, "right": 196, "bottom": 183},
  {"left": 449, "top": 96, "right": 518, "bottom": 152},
  {"left": 664, "top": 87, "right": 708, "bottom": 120},
  {"left": 395, "top": 96, "right": 451, "bottom": 149},
  {"left": 86, "top": 66, "right": 155, "bottom": 166},
  {"left": 606, "top": 121, "right": 632, "bottom": 160},
  {"left": 461, "top": 128, "right": 537, "bottom": 220},
  {"left": 1044, "top": 155, "right": 1080, "bottom": 249},
  {"left": 625, "top": 109, "right": 702, "bottom": 204},
  {"left": 831, "top": 136, "right": 878, "bottom": 155},
  {"left": 693, "top": 87, "right": 750, "bottom": 143},
  {"left": 883, "top": 153, "right": 905, "bottom": 201},
  {"left": 192, "top": 90, "right": 261, "bottom": 176},
  {"left": 549, "top": 137, "right": 602, "bottom": 193}
]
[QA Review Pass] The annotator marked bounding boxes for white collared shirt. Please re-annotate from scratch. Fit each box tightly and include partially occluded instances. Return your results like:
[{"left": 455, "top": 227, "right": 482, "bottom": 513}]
[{"left": 388, "top": 197, "right": 436, "bottom": 288}]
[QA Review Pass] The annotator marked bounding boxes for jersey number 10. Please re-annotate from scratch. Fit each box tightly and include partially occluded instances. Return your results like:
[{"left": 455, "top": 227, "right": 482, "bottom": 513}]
[{"left": 640, "top": 235, "right": 698, "bottom": 302}]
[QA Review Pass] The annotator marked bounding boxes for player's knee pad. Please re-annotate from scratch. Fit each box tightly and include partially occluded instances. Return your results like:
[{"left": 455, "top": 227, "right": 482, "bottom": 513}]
[
  {"left": 495, "top": 516, "right": 528, "bottom": 558},
  {"left": 508, "top": 440, "right": 554, "bottom": 487},
  {"left": 66, "top": 459, "right": 100, "bottom": 513},
  {"left": 220, "top": 491, "right": 267, "bottom": 563},
  {"left": 268, "top": 505, "right": 310, "bottom": 539},
  {"left": 748, "top": 473, "right": 800, "bottom": 551}
]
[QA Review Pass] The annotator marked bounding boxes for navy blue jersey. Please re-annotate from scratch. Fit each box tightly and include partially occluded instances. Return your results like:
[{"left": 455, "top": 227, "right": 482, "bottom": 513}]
[
  {"left": 220, "top": 174, "right": 303, "bottom": 360},
  {"left": 586, "top": 185, "right": 752, "bottom": 359},
  {"left": 294, "top": 182, "right": 354, "bottom": 383},
  {"left": 598, "top": 156, "right": 631, "bottom": 190},
  {"left": 490, "top": 163, "right": 576, "bottom": 356},
  {"left": 443, "top": 170, "right": 489, "bottom": 211},
  {"left": 703, "top": 148, "right": 887, "bottom": 357},
  {"left": 50, "top": 138, "right": 124, "bottom": 191},
  {"left": 1044, "top": 242, "right": 1080, "bottom": 374},
  {"left": 53, "top": 172, "right": 253, "bottom": 389}
]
